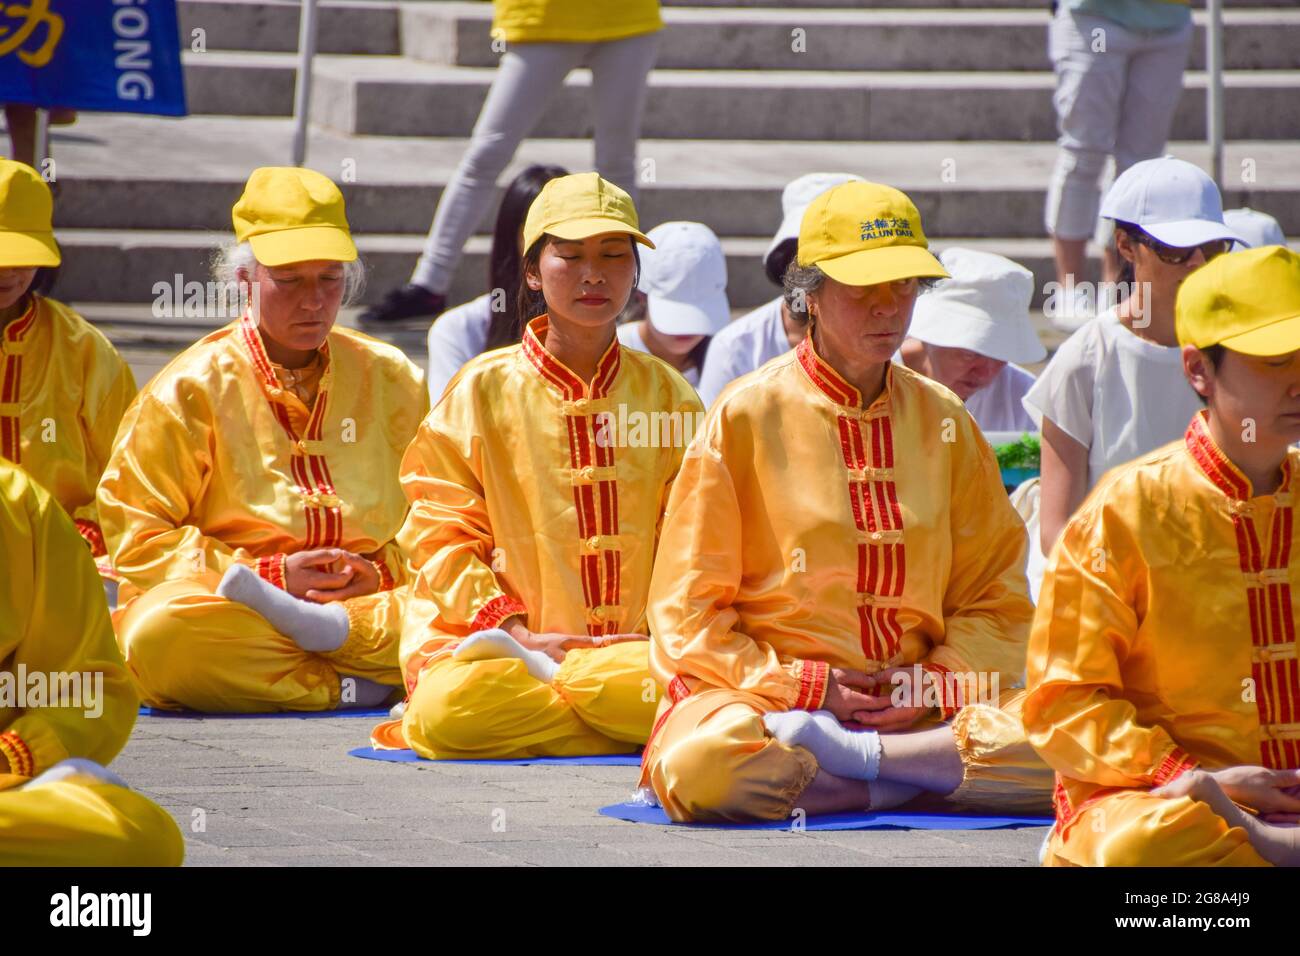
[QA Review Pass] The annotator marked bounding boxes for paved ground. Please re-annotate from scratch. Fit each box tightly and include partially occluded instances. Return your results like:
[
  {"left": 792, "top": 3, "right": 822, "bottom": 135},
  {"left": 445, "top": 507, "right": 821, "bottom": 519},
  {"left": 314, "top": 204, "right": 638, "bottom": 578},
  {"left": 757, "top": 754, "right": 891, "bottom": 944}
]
[{"left": 115, "top": 713, "right": 1049, "bottom": 866}]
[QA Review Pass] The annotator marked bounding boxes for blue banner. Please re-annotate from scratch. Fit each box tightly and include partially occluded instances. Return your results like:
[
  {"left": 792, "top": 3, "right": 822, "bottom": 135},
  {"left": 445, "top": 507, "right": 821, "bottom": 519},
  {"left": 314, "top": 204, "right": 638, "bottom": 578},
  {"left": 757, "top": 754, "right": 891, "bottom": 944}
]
[{"left": 0, "top": 0, "right": 186, "bottom": 116}]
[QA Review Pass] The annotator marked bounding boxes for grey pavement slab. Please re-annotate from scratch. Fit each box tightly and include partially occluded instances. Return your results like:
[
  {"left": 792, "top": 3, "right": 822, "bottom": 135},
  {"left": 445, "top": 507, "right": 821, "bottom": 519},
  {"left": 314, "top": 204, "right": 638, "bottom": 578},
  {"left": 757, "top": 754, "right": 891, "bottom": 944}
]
[{"left": 114, "top": 713, "right": 1049, "bottom": 867}]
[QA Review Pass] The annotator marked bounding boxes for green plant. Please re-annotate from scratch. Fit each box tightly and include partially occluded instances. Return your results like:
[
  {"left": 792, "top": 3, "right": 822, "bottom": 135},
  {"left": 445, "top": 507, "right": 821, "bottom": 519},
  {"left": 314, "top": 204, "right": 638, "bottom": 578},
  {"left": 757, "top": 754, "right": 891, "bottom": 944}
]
[{"left": 994, "top": 434, "right": 1041, "bottom": 470}]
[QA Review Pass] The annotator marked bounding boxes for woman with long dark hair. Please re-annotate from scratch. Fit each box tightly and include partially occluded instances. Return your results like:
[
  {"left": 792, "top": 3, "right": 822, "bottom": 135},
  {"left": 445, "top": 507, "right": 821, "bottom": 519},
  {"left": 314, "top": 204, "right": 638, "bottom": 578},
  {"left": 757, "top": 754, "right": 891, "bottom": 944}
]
[{"left": 424, "top": 164, "right": 567, "bottom": 402}]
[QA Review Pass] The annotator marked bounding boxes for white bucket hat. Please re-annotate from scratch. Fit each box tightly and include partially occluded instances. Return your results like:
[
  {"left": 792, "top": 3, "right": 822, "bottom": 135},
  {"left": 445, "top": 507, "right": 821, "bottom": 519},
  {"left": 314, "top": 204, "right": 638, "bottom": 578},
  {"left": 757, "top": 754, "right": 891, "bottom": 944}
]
[
  {"left": 764, "top": 172, "right": 865, "bottom": 279},
  {"left": 638, "top": 221, "right": 730, "bottom": 337},
  {"left": 1100, "top": 155, "right": 1246, "bottom": 248},
  {"left": 1223, "top": 207, "right": 1287, "bottom": 251},
  {"left": 909, "top": 247, "right": 1047, "bottom": 365}
]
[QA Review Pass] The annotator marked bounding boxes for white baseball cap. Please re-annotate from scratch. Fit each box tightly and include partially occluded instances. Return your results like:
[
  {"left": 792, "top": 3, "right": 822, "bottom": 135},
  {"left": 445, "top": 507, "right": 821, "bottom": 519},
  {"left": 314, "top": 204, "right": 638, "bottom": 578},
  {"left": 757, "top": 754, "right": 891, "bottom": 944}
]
[
  {"left": 764, "top": 172, "right": 866, "bottom": 280},
  {"left": 1099, "top": 156, "right": 1245, "bottom": 248},
  {"left": 1223, "top": 207, "right": 1287, "bottom": 251},
  {"left": 909, "top": 247, "right": 1046, "bottom": 365},
  {"left": 638, "top": 221, "right": 730, "bottom": 337}
]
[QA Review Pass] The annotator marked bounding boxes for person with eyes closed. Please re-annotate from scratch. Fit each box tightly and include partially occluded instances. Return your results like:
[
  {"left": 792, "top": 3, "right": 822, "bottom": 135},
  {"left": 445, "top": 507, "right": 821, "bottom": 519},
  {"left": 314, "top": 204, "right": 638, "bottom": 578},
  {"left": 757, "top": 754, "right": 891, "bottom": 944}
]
[
  {"left": 639, "top": 181, "right": 1054, "bottom": 823},
  {"left": 98, "top": 167, "right": 428, "bottom": 714},
  {"left": 371, "top": 173, "right": 702, "bottom": 760}
]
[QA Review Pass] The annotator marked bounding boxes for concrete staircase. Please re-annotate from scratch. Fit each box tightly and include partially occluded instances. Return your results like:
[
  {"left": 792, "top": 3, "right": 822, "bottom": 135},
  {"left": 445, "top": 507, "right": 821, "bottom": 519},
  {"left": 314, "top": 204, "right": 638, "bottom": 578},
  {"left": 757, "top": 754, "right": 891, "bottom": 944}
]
[{"left": 43, "top": 0, "right": 1300, "bottom": 365}]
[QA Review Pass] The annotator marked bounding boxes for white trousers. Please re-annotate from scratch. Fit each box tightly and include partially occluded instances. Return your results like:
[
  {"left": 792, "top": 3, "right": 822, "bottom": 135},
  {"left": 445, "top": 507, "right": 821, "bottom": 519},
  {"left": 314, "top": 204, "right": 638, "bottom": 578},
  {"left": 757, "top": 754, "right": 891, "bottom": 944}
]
[
  {"left": 1044, "top": 9, "right": 1192, "bottom": 241},
  {"left": 411, "top": 32, "right": 661, "bottom": 292}
]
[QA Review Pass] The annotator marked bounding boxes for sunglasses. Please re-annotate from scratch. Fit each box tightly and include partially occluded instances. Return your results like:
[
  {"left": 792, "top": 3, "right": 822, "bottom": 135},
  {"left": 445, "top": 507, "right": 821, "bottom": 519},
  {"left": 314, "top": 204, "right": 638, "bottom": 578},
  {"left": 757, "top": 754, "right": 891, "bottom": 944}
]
[{"left": 1128, "top": 229, "right": 1231, "bottom": 265}]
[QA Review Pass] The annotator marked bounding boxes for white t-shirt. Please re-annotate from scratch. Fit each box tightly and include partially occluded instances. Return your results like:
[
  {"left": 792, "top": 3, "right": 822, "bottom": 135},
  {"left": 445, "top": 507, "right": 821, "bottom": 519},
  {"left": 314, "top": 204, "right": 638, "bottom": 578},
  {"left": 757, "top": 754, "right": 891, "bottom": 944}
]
[
  {"left": 616, "top": 321, "right": 701, "bottom": 387},
  {"left": 696, "top": 296, "right": 790, "bottom": 407},
  {"left": 1022, "top": 309, "right": 1200, "bottom": 489},
  {"left": 966, "top": 364, "right": 1038, "bottom": 435},
  {"left": 425, "top": 293, "right": 492, "bottom": 403}
]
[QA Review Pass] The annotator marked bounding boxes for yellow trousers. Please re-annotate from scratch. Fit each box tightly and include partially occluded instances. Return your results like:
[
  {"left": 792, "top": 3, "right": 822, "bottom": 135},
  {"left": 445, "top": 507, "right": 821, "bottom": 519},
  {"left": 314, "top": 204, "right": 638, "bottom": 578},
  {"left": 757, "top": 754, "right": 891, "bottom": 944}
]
[
  {"left": 114, "top": 573, "right": 404, "bottom": 713},
  {"left": 372, "top": 642, "right": 657, "bottom": 759},
  {"left": 1045, "top": 788, "right": 1270, "bottom": 867},
  {"left": 644, "top": 687, "right": 1054, "bottom": 823},
  {"left": 0, "top": 773, "right": 184, "bottom": 866}
]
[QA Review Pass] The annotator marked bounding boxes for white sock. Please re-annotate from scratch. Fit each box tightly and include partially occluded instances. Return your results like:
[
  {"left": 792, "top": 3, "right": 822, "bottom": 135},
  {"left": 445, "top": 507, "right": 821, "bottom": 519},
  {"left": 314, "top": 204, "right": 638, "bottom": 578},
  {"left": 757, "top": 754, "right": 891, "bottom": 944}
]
[
  {"left": 763, "top": 709, "right": 882, "bottom": 781},
  {"left": 21, "top": 757, "right": 129, "bottom": 790},
  {"left": 336, "top": 675, "right": 395, "bottom": 709},
  {"left": 218, "top": 563, "right": 350, "bottom": 652},
  {"left": 453, "top": 628, "right": 558, "bottom": 683}
]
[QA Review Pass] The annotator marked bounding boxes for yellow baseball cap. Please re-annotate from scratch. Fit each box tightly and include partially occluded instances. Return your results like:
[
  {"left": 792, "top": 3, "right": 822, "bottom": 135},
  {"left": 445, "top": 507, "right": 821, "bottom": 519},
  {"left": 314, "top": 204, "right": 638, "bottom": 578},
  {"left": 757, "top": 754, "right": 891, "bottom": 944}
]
[
  {"left": 522, "top": 172, "right": 653, "bottom": 255},
  {"left": 232, "top": 167, "right": 357, "bottom": 266},
  {"left": 796, "top": 181, "right": 947, "bottom": 286},
  {"left": 0, "top": 159, "right": 60, "bottom": 268},
  {"left": 1176, "top": 245, "right": 1300, "bottom": 356}
]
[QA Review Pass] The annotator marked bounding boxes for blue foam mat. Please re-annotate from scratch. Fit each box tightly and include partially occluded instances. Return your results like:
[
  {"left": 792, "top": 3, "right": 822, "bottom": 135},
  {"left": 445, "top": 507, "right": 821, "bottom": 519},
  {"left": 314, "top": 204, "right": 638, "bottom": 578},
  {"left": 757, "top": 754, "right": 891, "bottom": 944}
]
[
  {"left": 599, "top": 801, "right": 1053, "bottom": 830},
  {"left": 139, "top": 705, "right": 392, "bottom": 719},
  {"left": 349, "top": 745, "right": 642, "bottom": 766}
]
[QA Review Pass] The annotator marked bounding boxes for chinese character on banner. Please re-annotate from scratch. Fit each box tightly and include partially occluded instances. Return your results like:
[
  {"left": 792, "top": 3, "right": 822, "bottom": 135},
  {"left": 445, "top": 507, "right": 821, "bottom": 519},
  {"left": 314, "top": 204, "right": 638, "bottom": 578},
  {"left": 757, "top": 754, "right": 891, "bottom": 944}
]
[{"left": 0, "top": 0, "right": 186, "bottom": 115}]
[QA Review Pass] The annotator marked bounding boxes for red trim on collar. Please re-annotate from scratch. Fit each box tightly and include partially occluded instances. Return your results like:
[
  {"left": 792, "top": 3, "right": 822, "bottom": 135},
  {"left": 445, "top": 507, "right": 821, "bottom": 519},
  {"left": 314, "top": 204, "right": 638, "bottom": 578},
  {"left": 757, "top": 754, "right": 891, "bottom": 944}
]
[
  {"left": 522, "top": 316, "right": 621, "bottom": 400},
  {"left": 795, "top": 335, "right": 861, "bottom": 407},
  {"left": 3, "top": 298, "right": 37, "bottom": 343},
  {"left": 1184, "top": 412, "right": 1252, "bottom": 500}
]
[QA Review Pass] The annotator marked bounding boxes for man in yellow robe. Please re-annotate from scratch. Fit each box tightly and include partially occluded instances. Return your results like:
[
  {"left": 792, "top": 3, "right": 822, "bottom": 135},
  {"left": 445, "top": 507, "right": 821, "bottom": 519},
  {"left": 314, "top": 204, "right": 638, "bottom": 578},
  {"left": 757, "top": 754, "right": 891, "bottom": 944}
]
[
  {"left": 1026, "top": 245, "right": 1300, "bottom": 867},
  {"left": 0, "top": 160, "right": 136, "bottom": 570},
  {"left": 98, "top": 168, "right": 427, "bottom": 713},
  {"left": 1, "top": 461, "right": 183, "bottom": 865},
  {"left": 643, "top": 181, "right": 1053, "bottom": 822},
  {"left": 373, "top": 173, "right": 702, "bottom": 758}
]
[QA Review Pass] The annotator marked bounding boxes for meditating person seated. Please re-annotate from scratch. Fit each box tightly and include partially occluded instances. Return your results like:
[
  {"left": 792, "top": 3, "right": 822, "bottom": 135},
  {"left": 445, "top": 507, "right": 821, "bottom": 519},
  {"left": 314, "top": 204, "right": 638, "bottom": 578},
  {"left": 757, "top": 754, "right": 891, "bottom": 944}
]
[
  {"left": 897, "top": 247, "right": 1045, "bottom": 435},
  {"left": 640, "top": 181, "right": 1053, "bottom": 822},
  {"left": 372, "top": 172, "right": 702, "bottom": 759},
  {"left": 0, "top": 160, "right": 136, "bottom": 576},
  {"left": 98, "top": 167, "right": 427, "bottom": 713},
  {"left": 1025, "top": 245, "right": 1300, "bottom": 867},
  {"left": 0, "top": 461, "right": 183, "bottom": 865}
]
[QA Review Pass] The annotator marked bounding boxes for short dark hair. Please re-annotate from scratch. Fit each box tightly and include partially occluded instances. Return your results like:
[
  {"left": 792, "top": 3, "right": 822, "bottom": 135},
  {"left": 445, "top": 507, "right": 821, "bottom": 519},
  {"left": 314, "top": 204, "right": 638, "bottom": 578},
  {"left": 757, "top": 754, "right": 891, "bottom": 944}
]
[
  {"left": 765, "top": 238, "right": 797, "bottom": 287},
  {"left": 1193, "top": 343, "right": 1227, "bottom": 404}
]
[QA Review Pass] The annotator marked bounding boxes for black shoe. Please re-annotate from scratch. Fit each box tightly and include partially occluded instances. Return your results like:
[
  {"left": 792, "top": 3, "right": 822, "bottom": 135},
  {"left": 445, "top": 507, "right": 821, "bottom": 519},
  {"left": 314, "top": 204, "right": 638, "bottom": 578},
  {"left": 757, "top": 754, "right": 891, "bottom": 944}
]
[{"left": 359, "top": 284, "right": 446, "bottom": 325}]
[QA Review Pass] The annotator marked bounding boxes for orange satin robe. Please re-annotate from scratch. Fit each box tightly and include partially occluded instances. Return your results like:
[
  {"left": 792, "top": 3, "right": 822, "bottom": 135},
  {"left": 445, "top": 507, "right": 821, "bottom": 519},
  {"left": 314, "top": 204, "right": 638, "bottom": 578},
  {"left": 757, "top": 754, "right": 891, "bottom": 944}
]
[
  {"left": 373, "top": 315, "right": 702, "bottom": 758},
  {"left": 0, "top": 295, "right": 136, "bottom": 567},
  {"left": 643, "top": 337, "right": 1052, "bottom": 822},
  {"left": 98, "top": 316, "right": 427, "bottom": 712},
  {"left": 1026, "top": 412, "right": 1296, "bottom": 866}
]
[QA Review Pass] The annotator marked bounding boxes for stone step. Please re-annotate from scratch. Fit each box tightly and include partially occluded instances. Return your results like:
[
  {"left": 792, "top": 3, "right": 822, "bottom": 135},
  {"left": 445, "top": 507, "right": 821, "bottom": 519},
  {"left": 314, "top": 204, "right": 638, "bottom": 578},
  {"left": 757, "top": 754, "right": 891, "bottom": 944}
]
[
  {"left": 293, "top": 55, "right": 1298, "bottom": 140},
  {"left": 179, "top": 0, "right": 401, "bottom": 55},
  {"left": 381, "top": 0, "right": 1300, "bottom": 10},
  {"left": 46, "top": 116, "right": 1300, "bottom": 238},
  {"left": 405, "top": 4, "right": 1300, "bottom": 72},
  {"left": 178, "top": 1, "right": 1300, "bottom": 72},
  {"left": 51, "top": 228, "right": 1130, "bottom": 314}
]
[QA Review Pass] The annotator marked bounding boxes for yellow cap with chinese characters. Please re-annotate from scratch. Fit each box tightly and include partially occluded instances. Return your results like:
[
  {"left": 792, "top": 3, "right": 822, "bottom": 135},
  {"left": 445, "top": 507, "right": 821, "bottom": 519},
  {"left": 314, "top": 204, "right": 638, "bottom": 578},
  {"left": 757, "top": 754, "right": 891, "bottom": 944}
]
[
  {"left": 522, "top": 172, "right": 654, "bottom": 254},
  {"left": 0, "top": 159, "right": 60, "bottom": 267},
  {"left": 1176, "top": 245, "right": 1300, "bottom": 356},
  {"left": 796, "top": 181, "right": 947, "bottom": 286},
  {"left": 232, "top": 167, "right": 357, "bottom": 266}
]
